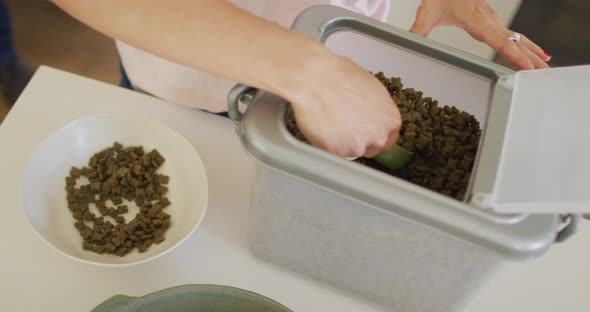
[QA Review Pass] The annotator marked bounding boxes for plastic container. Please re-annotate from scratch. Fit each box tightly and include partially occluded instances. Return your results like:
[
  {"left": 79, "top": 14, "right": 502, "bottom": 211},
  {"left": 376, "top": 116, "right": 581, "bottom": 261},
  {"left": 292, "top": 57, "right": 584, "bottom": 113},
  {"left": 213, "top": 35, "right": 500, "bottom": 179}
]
[{"left": 228, "top": 6, "right": 583, "bottom": 312}]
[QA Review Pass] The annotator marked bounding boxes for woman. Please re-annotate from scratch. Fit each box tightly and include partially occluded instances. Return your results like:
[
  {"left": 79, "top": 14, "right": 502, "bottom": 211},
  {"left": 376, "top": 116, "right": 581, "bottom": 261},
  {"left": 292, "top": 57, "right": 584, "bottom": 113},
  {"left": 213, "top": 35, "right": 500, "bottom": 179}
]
[{"left": 51, "top": 0, "right": 550, "bottom": 159}]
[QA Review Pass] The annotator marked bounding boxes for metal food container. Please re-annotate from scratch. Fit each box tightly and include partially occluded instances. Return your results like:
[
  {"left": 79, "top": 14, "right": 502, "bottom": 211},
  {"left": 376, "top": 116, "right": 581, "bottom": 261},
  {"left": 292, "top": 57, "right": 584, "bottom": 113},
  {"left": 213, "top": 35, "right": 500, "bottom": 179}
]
[{"left": 228, "top": 6, "right": 584, "bottom": 312}]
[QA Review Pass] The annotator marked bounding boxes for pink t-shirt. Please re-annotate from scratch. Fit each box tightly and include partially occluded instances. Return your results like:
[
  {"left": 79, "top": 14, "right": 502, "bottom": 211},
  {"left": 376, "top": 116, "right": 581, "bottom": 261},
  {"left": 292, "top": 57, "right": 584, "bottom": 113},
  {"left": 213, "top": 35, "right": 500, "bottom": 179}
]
[{"left": 117, "top": 1, "right": 390, "bottom": 112}]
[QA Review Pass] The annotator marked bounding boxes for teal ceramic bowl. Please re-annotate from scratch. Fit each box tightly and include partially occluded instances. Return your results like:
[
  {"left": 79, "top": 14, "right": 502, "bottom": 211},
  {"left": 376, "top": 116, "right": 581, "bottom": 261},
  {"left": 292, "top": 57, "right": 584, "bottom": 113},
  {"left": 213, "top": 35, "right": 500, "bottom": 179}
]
[{"left": 92, "top": 285, "right": 293, "bottom": 312}]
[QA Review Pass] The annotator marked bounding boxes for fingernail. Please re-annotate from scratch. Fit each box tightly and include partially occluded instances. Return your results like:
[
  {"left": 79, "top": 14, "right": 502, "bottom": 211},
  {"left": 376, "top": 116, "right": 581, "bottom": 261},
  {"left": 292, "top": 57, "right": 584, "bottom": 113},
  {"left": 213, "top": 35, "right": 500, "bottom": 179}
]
[{"left": 544, "top": 52, "right": 552, "bottom": 60}]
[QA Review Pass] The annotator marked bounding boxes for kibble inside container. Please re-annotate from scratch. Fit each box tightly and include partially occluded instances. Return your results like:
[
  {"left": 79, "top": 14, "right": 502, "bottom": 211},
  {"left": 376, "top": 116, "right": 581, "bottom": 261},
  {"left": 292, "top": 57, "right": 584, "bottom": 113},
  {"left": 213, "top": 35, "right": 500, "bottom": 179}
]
[{"left": 288, "top": 71, "right": 482, "bottom": 201}]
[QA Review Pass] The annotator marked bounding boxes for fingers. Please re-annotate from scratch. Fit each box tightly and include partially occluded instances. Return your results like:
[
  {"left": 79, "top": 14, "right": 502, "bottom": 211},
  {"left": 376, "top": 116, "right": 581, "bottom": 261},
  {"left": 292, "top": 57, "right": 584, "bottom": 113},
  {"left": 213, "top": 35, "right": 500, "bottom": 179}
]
[
  {"left": 521, "top": 34, "right": 551, "bottom": 62},
  {"left": 364, "top": 145, "right": 383, "bottom": 158},
  {"left": 383, "top": 128, "right": 399, "bottom": 152},
  {"left": 362, "top": 129, "right": 389, "bottom": 158},
  {"left": 363, "top": 122, "right": 400, "bottom": 158},
  {"left": 493, "top": 31, "right": 535, "bottom": 70},
  {"left": 504, "top": 30, "right": 550, "bottom": 69},
  {"left": 468, "top": 24, "right": 535, "bottom": 70},
  {"left": 336, "top": 132, "right": 377, "bottom": 159},
  {"left": 464, "top": 13, "right": 552, "bottom": 71},
  {"left": 520, "top": 44, "right": 550, "bottom": 69},
  {"left": 503, "top": 29, "right": 550, "bottom": 69},
  {"left": 410, "top": 5, "right": 437, "bottom": 37}
]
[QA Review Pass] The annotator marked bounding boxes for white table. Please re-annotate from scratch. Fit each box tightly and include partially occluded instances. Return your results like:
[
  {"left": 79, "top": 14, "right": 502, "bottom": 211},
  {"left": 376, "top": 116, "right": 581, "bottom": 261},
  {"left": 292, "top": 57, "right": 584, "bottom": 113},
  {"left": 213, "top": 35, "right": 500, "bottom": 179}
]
[{"left": 1, "top": 67, "right": 588, "bottom": 311}]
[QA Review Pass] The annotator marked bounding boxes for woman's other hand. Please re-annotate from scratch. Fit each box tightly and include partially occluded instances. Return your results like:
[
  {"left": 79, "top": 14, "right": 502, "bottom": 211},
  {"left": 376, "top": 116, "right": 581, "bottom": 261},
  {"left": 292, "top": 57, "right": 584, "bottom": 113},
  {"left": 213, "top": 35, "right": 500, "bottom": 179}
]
[{"left": 410, "top": 0, "right": 551, "bottom": 70}]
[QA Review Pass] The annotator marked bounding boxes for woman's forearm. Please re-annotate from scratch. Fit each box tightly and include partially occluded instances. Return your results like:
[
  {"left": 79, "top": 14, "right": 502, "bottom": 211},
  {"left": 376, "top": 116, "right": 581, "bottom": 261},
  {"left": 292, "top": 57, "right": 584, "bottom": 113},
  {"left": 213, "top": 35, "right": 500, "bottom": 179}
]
[
  {"left": 51, "top": 0, "right": 330, "bottom": 99},
  {"left": 51, "top": 0, "right": 403, "bottom": 158}
]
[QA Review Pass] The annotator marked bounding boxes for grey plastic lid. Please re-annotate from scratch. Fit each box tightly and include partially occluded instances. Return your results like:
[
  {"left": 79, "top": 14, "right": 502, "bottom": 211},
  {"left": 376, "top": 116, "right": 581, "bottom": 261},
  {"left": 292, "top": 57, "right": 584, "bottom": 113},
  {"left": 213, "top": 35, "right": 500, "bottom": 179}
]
[
  {"left": 231, "top": 5, "right": 579, "bottom": 260},
  {"left": 485, "top": 66, "right": 590, "bottom": 213}
]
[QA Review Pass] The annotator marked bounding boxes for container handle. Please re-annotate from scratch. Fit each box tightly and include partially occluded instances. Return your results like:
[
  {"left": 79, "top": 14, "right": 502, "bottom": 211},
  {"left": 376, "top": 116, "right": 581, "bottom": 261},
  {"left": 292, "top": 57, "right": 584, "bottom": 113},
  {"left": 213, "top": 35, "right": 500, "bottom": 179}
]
[
  {"left": 555, "top": 214, "right": 581, "bottom": 243},
  {"left": 228, "top": 84, "right": 257, "bottom": 127}
]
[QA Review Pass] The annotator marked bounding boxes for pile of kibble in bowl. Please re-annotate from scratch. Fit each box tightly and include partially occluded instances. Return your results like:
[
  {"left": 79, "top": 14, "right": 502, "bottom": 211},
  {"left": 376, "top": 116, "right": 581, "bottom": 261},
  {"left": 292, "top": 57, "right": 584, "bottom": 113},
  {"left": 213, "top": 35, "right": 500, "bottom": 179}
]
[
  {"left": 287, "top": 72, "right": 481, "bottom": 201},
  {"left": 65, "top": 142, "right": 171, "bottom": 257}
]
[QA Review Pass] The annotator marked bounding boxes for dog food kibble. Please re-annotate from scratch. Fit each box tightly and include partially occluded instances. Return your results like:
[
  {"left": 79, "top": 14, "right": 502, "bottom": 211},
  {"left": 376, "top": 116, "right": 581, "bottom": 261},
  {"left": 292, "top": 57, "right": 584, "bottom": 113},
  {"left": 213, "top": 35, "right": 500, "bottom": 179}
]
[
  {"left": 64, "top": 142, "right": 171, "bottom": 256},
  {"left": 287, "top": 72, "right": 481, "bottom": 201}
]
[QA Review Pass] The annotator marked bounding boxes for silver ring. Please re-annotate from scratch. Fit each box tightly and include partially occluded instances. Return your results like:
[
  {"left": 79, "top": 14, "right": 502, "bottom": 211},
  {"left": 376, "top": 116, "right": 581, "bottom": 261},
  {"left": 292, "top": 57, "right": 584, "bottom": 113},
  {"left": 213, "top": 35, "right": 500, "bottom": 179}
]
[{"left": 508, "top": 32, "right": 521, "bottom": 42}]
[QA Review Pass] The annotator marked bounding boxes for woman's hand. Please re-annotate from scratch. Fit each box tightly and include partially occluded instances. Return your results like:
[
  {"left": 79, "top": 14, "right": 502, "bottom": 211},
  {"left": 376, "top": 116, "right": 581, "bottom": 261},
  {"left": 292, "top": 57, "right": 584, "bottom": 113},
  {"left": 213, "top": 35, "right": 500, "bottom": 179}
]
[
  {"left": 410, "top": 0, "right": 551, "bottom": 70},
  {"left": 286, "top": 48, "right": 402, "bottom": 159}
]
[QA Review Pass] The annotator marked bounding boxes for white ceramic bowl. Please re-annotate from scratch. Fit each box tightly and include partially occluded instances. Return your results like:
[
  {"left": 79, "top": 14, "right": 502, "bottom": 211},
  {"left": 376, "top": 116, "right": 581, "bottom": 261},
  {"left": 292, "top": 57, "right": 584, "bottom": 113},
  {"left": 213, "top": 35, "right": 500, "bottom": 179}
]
[{"left": 22, "top": 114, "right": 208, "bottom": 266}]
